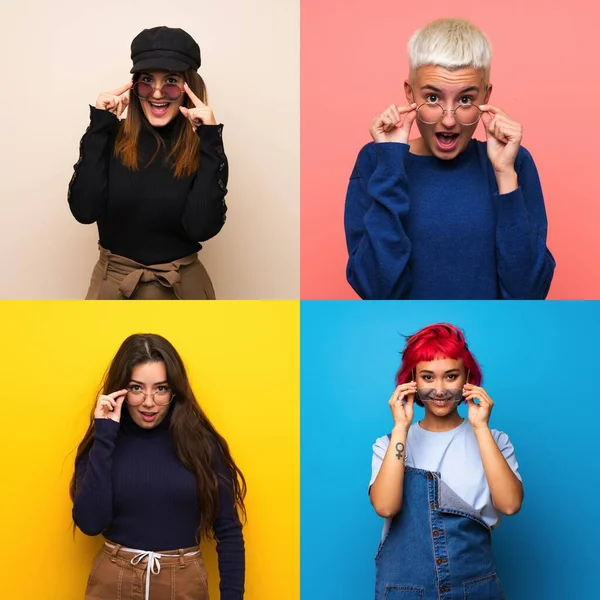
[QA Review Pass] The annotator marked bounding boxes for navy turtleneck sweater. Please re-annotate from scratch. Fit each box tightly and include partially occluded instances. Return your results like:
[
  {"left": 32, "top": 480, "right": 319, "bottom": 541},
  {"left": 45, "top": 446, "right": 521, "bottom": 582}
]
[
  {"left": 73, "top": 408, "right": 244, "bottom": 599},
  {"left": 68, "top": 106, "right": 228, "bottom": 265}
]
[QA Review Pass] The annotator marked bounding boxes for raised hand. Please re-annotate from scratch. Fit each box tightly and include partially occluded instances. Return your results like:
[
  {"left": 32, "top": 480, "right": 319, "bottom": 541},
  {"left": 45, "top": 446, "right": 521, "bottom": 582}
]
[
  {"left": 95, "top": 82, "right": 133, "bottom": 119},
  {"left": 463, "top": 384, "right": 494, "bottom": 430},
  {"left": 370, "top": 103, "right": 417, "bottom": 144},
  {"left": 388, "top": 382, "right": 417, "bottom": 431},
  {"left": 94, "top": 389, "right": 128, "bottom": 422},
  {"left": 179, "top": 82, "right": 217, "bottom": 131},
  {"left": 480, "top": 104, "right": 523, "bottom": 175}
]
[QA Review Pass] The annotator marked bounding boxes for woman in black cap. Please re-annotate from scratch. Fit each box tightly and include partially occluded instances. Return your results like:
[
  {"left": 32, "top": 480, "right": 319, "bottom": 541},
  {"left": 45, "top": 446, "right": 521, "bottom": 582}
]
[{"left": 68, "top": 26, "right": 228, "bottom": 299}]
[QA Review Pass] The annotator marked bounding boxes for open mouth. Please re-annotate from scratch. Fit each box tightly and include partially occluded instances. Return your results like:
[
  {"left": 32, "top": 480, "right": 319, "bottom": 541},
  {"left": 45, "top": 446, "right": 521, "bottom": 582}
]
[
  {"left": 148, "top": 101, "right": 171, "bottom": 117},
  {"left": 435, "top": 132, "right": 459, "bottom": 151},
  {"left": 139, "top": 411, "right": 158, "bottom": 422}
]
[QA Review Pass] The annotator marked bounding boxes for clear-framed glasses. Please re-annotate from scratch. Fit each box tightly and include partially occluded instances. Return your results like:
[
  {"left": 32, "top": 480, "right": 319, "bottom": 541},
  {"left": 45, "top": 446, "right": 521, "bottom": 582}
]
[
  {"left": 416, "top": 102, "right": 482, "bottom": 126},
  {"left": 132, "top": 80, "right": 184, "bottom": 103},
  {"left": 416, "top": 388, "right": 463, "bottom": 403},
  {"left": 126, "top": 385, "right": 175, "bottom": 406}
]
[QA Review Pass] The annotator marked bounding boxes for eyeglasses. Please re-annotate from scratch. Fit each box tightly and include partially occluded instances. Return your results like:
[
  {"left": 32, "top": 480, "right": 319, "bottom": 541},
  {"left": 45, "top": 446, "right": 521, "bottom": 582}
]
[
  {"left": 416, "top": 102, "right": 482, "bottom": 126},
  {"left": 126, "top": 386, "right": 175, "bottom": 406},
  {"left": 132, "top": 81, "right": 184, "bottom": 103},
  {"left": 416, "top": 388, "right": 463, "bottom": 403}
]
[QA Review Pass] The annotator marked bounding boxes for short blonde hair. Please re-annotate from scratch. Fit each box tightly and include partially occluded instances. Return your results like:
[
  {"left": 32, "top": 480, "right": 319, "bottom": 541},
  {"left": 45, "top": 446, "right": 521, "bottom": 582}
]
[{"left": 408, "top": 18, "right": 492, "bottom": 80}]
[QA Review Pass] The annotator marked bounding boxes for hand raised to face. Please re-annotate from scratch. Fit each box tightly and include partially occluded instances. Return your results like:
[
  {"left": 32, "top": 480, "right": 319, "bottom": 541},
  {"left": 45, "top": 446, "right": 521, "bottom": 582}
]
[
  {"left": 370, "top": 103, "right": 418, "bottom": 144},
  {"left": 388, "top": 382, "right": 417, "bottom": 431},
  {"left": 94, "top": 389, "right": 128, "bottom": 422},
  {"left": 95, "top": 82, "right": 133, "bottom": 119},
  {"left": 179, "top": 82, "right": 217, "bottom": 131},
  {"left": 463, "top": 384, "right": 494, "bottom": 430},
  {"left": 479, "top": 105, "right": 523, "bottom": 174}
]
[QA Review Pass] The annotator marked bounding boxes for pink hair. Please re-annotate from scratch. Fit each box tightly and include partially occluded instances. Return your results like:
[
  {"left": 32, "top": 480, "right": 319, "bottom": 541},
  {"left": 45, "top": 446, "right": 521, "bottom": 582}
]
[{"left": 395, "top": 323, "right": 483, "bottom": 389}]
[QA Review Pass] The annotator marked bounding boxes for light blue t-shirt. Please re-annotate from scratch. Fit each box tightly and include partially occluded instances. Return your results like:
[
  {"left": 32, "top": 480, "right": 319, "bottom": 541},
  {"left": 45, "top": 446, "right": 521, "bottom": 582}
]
[{"left": 370, "top": 419, "right": 521, "bottom": 539}]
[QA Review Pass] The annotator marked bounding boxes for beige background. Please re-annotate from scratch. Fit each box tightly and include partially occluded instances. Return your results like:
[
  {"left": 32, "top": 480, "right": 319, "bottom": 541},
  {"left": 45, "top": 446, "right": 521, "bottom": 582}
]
[{"left": 0, "top": 0, "right": 299, "bottom": 299}]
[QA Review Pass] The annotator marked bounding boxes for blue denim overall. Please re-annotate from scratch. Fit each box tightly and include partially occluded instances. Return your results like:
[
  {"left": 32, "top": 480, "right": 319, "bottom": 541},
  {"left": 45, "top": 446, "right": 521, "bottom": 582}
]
[{"left": 374, "top": 467, "right": 505, "bottom": 600}]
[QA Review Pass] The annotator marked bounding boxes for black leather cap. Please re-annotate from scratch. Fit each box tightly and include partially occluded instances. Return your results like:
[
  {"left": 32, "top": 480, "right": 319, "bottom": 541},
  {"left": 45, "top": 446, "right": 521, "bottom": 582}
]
[{"left": 130, "top": 26, "right": 201, "bottom": 73}]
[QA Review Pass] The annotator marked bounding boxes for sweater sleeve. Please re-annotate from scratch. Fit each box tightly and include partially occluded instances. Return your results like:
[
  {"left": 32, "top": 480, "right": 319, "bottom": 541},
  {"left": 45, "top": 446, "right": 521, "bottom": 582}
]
[
  {"left": 344, "top": 142, "right": 413, "bottom": 299},
  {"left": 72, "top": 418, "right": 120, "bottom": 536},
  {"left": 494, "top": 147, "right": 556, "bottom": 299},
  {"left": 68, "top": 106, "right": 119, "bottom": 224},
  {"left": 181, "top": 124, "right": 228, "bottom": 242},
  {"left": 212, "top": 446, "right": 245, "bottom": 600}
]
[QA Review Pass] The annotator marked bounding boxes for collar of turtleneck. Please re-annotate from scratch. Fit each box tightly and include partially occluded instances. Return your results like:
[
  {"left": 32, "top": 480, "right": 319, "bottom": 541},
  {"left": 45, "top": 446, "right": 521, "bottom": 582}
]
[
  {"left": 119, "top": 404, "right": 173, "bottom": 439},
  {"left": 140, "top": 112, "right": 184, "bottom": 142}
]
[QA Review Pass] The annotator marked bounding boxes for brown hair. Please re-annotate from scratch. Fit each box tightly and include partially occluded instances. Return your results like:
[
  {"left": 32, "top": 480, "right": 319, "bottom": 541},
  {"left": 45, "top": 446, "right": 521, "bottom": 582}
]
[
  {"left": 69, "top": 333, "right": 246, "bottom": 540},
  {"left": 114, "top": 69, "right": 205, "bottom": 178}
]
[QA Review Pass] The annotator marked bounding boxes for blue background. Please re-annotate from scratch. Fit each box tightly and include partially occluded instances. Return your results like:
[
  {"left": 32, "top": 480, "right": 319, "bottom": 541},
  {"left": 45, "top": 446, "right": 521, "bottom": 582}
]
[{"left": 300, "top": 301, "right": 596, "bottom": 600}]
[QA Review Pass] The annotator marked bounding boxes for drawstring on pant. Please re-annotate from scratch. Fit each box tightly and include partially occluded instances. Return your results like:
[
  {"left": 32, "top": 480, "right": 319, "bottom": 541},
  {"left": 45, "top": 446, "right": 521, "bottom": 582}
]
[{"left": 105, "top": 543, "right": 199, "bottom": 600}]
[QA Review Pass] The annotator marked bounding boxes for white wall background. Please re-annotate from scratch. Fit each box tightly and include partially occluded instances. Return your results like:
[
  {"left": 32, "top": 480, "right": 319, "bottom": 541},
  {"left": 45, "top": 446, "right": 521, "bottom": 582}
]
[{"left": 0, "top": 0, "right": 299, "bottom": 299}]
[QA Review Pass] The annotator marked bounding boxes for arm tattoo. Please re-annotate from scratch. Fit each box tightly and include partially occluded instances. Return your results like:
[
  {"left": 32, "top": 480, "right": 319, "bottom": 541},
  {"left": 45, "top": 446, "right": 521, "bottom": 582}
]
[{"left": 395, "top": 442, "right": 405, "bottom": 460}]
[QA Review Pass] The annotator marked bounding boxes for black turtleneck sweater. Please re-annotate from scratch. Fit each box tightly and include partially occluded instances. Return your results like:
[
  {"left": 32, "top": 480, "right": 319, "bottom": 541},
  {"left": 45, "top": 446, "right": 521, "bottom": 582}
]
[
  {"left": 68, "top": 106, "right": 228, "bottom": 265},
  {"left": 73, "top": 408, "right": 244, "bottom": 599}
]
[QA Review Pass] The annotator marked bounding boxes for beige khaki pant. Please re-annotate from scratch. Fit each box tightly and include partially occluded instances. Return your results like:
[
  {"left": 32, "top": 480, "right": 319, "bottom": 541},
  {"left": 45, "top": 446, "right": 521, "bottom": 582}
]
[
  {"left": 85, "top": 541, "right": 209, "bottom": 600},
  {"left": 85, "top": 246, "right": 216, "bottom": 300}
]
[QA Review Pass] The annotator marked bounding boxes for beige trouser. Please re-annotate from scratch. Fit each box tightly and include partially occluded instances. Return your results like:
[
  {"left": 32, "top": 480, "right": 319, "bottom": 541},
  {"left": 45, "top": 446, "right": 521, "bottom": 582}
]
[
  {"left": 85, "top": 246, "right": 216, "bottom": 300},
  {"left": 85, "top": 540, "right": 209, "bottom": 600}
]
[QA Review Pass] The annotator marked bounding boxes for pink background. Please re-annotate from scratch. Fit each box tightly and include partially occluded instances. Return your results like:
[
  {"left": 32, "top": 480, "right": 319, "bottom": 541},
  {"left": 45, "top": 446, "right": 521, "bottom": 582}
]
[{"left": 301, "top": 0, "right": 598, "bottom": 299}]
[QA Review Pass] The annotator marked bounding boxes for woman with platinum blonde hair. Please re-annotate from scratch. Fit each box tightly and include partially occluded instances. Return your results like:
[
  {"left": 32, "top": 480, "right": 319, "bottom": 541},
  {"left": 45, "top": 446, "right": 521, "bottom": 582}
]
[{"left": 345, "top": 18, "right": 555, "bottom": 300}]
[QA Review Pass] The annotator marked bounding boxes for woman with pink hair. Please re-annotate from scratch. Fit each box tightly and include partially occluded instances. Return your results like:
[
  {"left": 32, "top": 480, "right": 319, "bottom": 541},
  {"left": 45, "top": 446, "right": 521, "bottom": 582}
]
[{"left": 369, "top": 323, "right": 522, "bottom": 600}]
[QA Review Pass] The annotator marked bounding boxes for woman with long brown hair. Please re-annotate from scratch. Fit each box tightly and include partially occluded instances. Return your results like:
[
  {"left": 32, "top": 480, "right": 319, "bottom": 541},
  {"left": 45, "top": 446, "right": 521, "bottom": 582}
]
[
  {"left": 71, "top": 334, "right": 246, "bottom": 600},
  {"left": 68, "top": 26, "right": 228, "bottom": 299}
]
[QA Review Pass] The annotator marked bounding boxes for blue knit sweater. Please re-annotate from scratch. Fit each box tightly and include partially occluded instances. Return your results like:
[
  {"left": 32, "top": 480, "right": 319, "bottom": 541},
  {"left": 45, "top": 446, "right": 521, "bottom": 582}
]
[
  {"left": 344, "top": 140, "right": 555, "bottom": 299},
  {"left": 73, "top": 410, "right": 244, "bottom": 600}
]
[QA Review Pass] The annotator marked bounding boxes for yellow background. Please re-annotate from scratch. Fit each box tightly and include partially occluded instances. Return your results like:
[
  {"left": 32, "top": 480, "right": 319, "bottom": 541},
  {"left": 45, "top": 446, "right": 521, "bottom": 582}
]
[{"left": 0, "top": 301, "right": 299, "bottom": 600}]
